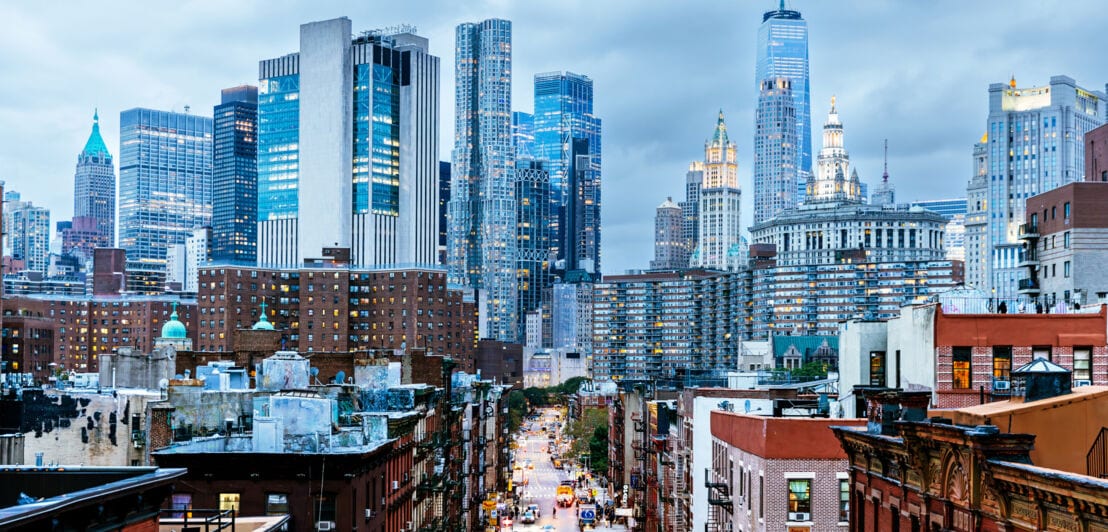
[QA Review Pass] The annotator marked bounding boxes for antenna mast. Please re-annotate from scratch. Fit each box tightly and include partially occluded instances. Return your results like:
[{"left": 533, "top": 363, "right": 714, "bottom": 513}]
[{"left": 882, "top": 139, "right": 889, "bottom": 184}]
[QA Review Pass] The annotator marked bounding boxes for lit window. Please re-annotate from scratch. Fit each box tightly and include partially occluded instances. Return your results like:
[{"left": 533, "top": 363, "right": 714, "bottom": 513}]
[
  {"left": 787, "top": 478, "right": 811, "bottom": 518},
  {"left": 219, "top": 493, "right": 240, "bottom": 513},
  {"left": 952, "top": 347, "right": 972, "bottom": 389}
]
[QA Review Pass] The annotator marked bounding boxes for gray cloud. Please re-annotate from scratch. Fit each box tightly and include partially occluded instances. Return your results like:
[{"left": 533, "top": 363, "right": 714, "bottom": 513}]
[{"left": 0, "top": 0, "right": 1104, "bottom": 275}]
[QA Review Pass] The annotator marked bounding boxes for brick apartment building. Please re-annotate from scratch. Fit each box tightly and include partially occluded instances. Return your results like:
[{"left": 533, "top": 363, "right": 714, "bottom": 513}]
[
  {"left": 3, "top": 295, "right": 196, "bottom": 374},
  {"left": 707, "top": 411, "right": 866, "bottom": 532},
  {"left": 840, "top": 303, "right": 1108, "bottom": 413},
  {"left": 1087, "top": 122, "right": 1108, "bottom": 183},
  {"left": 196, "top": 266, "right": 476, "bottom": 371}
]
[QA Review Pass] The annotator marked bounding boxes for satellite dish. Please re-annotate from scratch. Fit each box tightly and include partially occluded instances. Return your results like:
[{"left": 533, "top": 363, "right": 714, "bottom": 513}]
[
  {"left": 158, "top": 378, "right": 169, "bottom": 390},
  {"left": 310, "top": 367, "right": 320, "bottom": 377},
  {"left": 744, "top": 400, "right": 751, "bottom": 413}
]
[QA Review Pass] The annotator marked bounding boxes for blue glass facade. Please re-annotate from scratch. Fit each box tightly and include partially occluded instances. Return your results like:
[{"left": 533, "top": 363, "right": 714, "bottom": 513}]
[
  {"left": 354, "top": 63, "right": 400, "bottom": 215},
  {"left": 257, "top": 75, "right": 300, "bottom": 221},
  {"left": 532, "top": 72, "right": 601, "bottom": 273},
  {"left": 118, "top": 108, "right": 212, "bottom": 266},
  {"left": 212, "top": 86, "right": 258, "bottom": 264},
  {"left": 512, "top": 111, "right": 534, "bottom": 159},
  {"left": 756, "top": 5, "right": 811, "bottom": 201}
]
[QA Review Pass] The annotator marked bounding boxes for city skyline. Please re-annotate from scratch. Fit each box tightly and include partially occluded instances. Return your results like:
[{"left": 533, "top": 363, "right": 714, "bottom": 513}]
[{"left": 2, "top": 1, "right": 1106, "bottom": 275}]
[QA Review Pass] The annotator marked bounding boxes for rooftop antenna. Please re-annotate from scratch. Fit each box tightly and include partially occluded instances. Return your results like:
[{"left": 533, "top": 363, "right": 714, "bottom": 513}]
[{"left": 882, "top": 139, "right": 889, "bottom": 184}]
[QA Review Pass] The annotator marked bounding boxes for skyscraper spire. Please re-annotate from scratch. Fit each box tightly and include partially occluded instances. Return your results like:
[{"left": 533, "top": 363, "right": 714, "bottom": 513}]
[
  {"left": 82, "top": 108, "right": 110, "bottom": 158},
  {"left": 883, "top": 138, "right": 889, "bottom": 184}
]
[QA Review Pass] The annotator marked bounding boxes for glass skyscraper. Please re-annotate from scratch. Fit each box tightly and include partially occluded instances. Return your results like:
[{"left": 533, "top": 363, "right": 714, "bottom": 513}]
[
  {"left": 211, "top": 85, "right": 258, "bottom": 264},
  {"left": 449, "top": 18, "right": 518, "bottom": 342},
  {"left": 516, "top": 160, "right": 552, "bottom": 326},
  {"left": 257, "top": 18, "right": 440, "bottom": 267},
  {"left": 512, "top": 111, "right": 535, "bottom": 159},
  {"left": 533, "top": 72, "right": 601, "bottom": 273},
  {"left": 70, "top": 110, "right": 115, "bottom": 256},
  {"left": 753, "top": 78, "right": 798, "bottom": 225},
  {"left": 756, "top": 1, "right": 811, "bottom": 204},
  {"left": 118, "top": 108, "right": 213, "bottom": 268}
]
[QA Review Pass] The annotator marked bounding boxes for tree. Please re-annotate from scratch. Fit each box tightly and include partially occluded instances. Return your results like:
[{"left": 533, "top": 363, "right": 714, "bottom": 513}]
[
  {"left": 507, "top": 390, "right": 527, "bottom": 433},
  {"left": 522, "top": 387, "right": 550, "bottom": 407},
  {"left": 566, "top": 407, "right": 608, "bottom": 463},
  {"left": 555, "top": 376, "right": 588, "bottom": 396}
]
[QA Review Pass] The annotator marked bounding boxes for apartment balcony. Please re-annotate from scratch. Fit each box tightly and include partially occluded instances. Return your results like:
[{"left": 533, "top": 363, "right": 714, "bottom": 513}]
[
  {"left": 1017, "top": 252, "right": 1039, "bottom": 269},
  {"left": 1017, "top": 278, "right": 1040, "bottom": 295},
  {"left": 1018, "top": 223, "right": 1039, "bottom": 241}
]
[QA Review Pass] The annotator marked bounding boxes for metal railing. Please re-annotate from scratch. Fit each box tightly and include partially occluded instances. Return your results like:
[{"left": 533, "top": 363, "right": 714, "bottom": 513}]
[{"left": 159, "top": 508, "right": 236, "bottom": 532}]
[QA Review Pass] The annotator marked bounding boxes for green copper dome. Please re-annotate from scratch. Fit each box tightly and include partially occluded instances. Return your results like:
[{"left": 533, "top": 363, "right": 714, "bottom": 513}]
[
  {"left": 252, "top": 301, "right": 275, "bottom": 330},
  {"left": 160, "top": 302, "right": 188, "bottom": 339},
  {"left": 82, "top": 109, "right": 111, "bottom": 158}
]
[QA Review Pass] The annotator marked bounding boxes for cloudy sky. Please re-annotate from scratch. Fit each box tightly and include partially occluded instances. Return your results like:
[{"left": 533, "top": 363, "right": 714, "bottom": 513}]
[{"left": 1, "top": 0, "right": 1105, "bottom": 275}]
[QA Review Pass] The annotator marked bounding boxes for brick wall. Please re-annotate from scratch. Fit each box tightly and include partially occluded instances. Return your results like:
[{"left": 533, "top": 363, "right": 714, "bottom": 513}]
[{"left": 720, "top": 446, "right": 850, "bottom": 531}]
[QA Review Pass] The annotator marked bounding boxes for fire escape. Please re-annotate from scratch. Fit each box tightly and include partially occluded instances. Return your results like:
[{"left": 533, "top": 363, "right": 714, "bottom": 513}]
[
  {"left": 704, "top": 468, "right": 733, "bottom": 532},
  {"left": 414, "top": 358, "right": 466, "bottom": 532}
]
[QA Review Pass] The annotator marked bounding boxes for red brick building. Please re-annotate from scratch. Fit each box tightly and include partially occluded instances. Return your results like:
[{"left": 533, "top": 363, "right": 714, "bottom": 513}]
[
  {"left": 1086, "top": 122, "right": 1108, "bottom": 183},
  {"left": 933, "top": 304, "right": 1107, "bottom": 408},
  {"left": 833, "top": 385, "right": 1108, "bottom": 532},
  {"left": 3, "top": 295, "right": 196, "bottom": 373},
  {"left": 708, "top": 411, "right": 866, "bottom": 532},
  {"left": 196, "top": 266, "right": 475, "bottom": 371}
]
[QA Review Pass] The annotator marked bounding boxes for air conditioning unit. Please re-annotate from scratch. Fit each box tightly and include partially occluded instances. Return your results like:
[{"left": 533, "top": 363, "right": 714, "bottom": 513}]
[
  {"left": 1075, "top": 380, "right": 1093, "bottom": 387},
  {"left": 405, "top": 520, "right": 413, "bottom": 531},
  {"left": 316, "top": 521, "right": 336, "bottom": 531},
  {"left": 392, "top": 480, "right": 399, "bottom": 490},
  {"left": 789, "top": 512, "right": 810, "bottom": 522},
  {"left": 993, "top": 380, "right": 1011, "bottom": 391},
  {"left": 365, "top": 509, "right": 374, "bottom": 519}
]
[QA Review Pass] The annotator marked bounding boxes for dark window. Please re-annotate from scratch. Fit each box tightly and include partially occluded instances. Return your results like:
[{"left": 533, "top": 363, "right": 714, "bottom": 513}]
[
  {"left": 839, "top": 478, "right": 850, "bottom": 522},
  {"left": 953, "top": 347, "right": 972, "bottom": 389},
  {"left": 992, "top": 346, "right": 1012, "bottom": 382},
  {"left": 315, "top": 493, "right": 337, "bottom": 523}
]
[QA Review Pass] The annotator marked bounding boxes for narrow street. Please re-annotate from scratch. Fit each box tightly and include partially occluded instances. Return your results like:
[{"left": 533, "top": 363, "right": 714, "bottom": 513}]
[{"left": 492, "top": 407, "right": 624, "bottom": 532}]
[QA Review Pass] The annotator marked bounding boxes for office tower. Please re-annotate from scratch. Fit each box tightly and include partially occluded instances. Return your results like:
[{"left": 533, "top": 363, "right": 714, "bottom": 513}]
[
  {"left": 911, "top": 198, "right": 968, "bottom": 262},
  {"left": 692, "top": 112, "right": 742, "bottom": 270},
  {"left": 211, "top": 85, "right": 258, "bottom": 264},
  {"left": 512, "top": 111, "right": 535, "bottom": 159},
  {"left": 753, "top": 78, "right": 798, "bottom": 224},
  {"left": 757, "top": 1, "right": 811, "bottom": 204},
  {"left": 438, "top": 161, "right": 450, "bottom": 265},
  {"left": 516, "top": 160, "right": 552, "bottom": 327},
  {"left": 564, "top": 138, "right": 600, "bottom": 273},
  {"left": 651, "top": 197, "right": 685, "bottom": 269},
  {"left": 533, "top": 72, "right": 602, "bottom": 273},
  {"left": 964, "top": 140, "right": 988, "bottom": 289},
  {"left": 70, "top": 110, "right": 115, "bottom": 256},
  {"left": 3, "top": 191, "right": 51, "bottom": 272},
  {"left": 979, "top": 76, "right": 1106, "bottom": 301},
  {"left": 257, "top": 18, "right": 440, "bottom": 268},
  {"left": 118, "top": 108, "right": 213, "bottom": 270},
  {"left": 806, "top": 97, "right": 862, "bottom": 203},
  {"left": 679, "top": 162, "right": 703, "bottom": 267},
  {"left": 449, "top": 18, "right": 517, "bottom": 342}
]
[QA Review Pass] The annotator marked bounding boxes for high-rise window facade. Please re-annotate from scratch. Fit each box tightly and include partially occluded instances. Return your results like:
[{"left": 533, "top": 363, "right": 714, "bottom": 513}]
[
  {"left": 977, "top": 76, "right": 1106, "bottom": 300},
  {"left": 118, "top": 108, "right": 213, "bottom": 268},
  {"left": 212, "top": 85, "right": 258, "bottom": 264},
  {"left": 693, "top": 113, "right": 742, "bottom": 270},
  {"left": 257, "top": 18, "right": 440, "bottom": 268},
  {"left": 3, "top": 191, "right": 51, "bottom": 273},
  {"left": 516, "top": 160, "right": 552, "bottom": 327},
  {"left": 533, "top": 72, "right": 602, "bottom": 273},
  {"left": 449, "top": 18, "right": 518, "bottom": 342},
  {"left": 753, "top": 78, "right": 798, "bottom": 225},
  {"left": 756, "top": 2, "right": 811, "bottom": 204}
]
